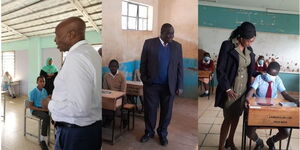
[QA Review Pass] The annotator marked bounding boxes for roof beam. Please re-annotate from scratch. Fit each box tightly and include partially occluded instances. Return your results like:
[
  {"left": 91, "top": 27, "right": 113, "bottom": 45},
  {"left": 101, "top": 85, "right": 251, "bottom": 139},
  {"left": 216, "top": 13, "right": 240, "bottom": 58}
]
[
  {"left": 68, "top": 0, "right": 100, "bottom": 33},
  {"left": 1, "top": 23, "right": 28, "bottom": 39}
]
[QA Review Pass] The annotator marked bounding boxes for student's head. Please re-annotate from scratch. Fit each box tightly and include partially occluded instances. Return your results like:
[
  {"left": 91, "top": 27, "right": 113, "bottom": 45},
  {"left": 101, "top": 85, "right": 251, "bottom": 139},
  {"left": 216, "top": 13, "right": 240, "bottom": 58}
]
[
  {"left": 4, "top": 71, "right": 9, "bottom": 76},
  {"left": 36, "top": 76, "right": 45, "bottom": 88},
  {"left": 160, "top": 23, "right": 174, "bottom": 44},
  {"left": 229, "top": 22, "right": 256, "bottom": 47},
  {"left": 257, "top": 56, "right": 264, "bottom": 65},
  {"left": 109, "top": 59, "right": 119, "bottom": 75},
  {"left": 47, "top": 57, "right": 53, "bottom": 65},
  {"left": 203, "top": 53, "right": 211, "bottom": 62},
  {"left": 267, "top": 62, "right": 280, "bottom": 76},
  {"left": 54, "top": 17, "right": 86, "bottom": 52}
]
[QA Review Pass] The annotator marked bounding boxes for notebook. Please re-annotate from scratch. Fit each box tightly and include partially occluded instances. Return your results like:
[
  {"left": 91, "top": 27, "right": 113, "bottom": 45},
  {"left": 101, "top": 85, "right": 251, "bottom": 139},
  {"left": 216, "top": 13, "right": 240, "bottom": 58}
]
[
  {"left": 256, "top": 98, "right": 274, "bottom": 106},
  {"left": 279, "top": 102, "right": 298, "bottom": 107}
]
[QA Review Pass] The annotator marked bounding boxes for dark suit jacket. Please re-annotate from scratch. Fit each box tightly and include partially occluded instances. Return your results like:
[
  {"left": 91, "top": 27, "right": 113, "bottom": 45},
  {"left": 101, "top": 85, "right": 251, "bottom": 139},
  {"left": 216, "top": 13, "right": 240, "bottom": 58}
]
[
  {"left": 140, "top": 37, "right": 183, "bottom": 95},
  {"left": 215, "top": 40, "right": 255, "bottom": 108}
]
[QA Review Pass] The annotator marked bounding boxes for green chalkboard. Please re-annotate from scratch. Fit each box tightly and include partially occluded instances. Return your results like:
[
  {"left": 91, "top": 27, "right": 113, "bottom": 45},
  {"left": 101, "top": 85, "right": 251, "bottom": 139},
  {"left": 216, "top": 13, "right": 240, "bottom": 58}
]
[{"left": 198, "top": 5, "right": 300, "bottom": 35}]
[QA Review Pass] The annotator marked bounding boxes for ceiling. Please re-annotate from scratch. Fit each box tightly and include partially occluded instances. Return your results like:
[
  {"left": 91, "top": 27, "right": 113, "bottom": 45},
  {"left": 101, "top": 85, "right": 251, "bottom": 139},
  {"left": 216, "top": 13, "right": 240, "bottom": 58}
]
[
  {"left": 1, "top": 0, "right": 102, "bottom": 43},
  {"left": 199, "top": 0, "right": 299, "bottom": 13}
]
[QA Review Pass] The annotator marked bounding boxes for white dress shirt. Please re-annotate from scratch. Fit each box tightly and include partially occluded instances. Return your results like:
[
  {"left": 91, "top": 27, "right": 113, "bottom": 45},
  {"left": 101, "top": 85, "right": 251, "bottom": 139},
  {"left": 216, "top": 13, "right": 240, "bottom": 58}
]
[{"left": 48, "top": 40, "right": 102, "bottom": 126}]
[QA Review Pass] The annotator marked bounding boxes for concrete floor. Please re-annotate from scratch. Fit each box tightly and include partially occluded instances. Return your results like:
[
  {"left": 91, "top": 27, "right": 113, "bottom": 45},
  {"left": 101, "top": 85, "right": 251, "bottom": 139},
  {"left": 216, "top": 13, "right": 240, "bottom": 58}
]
[
  {"left": 198, "top": 92, "right": 300, "bottom": 150},
  {"left": 1, "top": 95, "right": 198, "bottom": 150}
]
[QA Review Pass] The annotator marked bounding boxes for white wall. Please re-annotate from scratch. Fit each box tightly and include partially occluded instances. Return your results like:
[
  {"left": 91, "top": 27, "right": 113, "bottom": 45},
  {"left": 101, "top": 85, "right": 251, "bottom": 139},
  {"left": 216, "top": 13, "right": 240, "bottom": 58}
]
[
  {"left": 199, "top": 26, "right": 300, "bottom": 73},
  {"left": 42, "top": 48, "right": 63, "bottom": 70},
  {"left": 15, "top": 50, "right": 28, "bottom": 95}
]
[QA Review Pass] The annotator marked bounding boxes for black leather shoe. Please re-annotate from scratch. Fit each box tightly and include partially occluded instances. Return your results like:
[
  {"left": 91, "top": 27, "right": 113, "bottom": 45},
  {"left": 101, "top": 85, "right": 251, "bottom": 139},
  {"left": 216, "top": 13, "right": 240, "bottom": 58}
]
[
  {"left": 200, "top": 93, "right": 209, "bottom": 97},
  {"left": 40, "top": 141, "right": 49, "bottom": 150},
  {"left": 140, "top": 134, "right": 154, "bottom": 143},
  {"left": 159, "top": 136, "right": 168, "bottom": 146},
  {"left": 224, "top": 139, "right": 238, "bottom": 150},
  {"left": 254, "top": 139, "right": 264, "bottom": 150},
  {"left": 266, "top": 138, "right": 275, "bottom": 150}
]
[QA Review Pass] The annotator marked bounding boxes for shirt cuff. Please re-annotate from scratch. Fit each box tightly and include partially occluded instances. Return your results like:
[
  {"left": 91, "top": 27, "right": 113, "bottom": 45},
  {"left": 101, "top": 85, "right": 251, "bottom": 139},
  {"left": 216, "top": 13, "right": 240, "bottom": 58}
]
[{"left": 226, "top": 89, "right": 232, "bottom": 92}]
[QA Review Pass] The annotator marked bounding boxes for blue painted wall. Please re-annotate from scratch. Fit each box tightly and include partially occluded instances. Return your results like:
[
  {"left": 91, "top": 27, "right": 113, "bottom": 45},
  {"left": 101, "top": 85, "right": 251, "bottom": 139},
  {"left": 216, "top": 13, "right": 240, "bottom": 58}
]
[
  {"left": 198, "top": 5, "right": 300, "bottom": 35},
  {"left": 103, "top": 58, "right": 198, "bottom": 99}
]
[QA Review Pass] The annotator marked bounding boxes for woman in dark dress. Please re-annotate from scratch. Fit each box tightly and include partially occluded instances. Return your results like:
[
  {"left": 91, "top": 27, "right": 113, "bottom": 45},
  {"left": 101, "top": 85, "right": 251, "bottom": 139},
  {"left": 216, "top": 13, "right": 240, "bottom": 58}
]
[
  {"left": 215, "top": 22, "right": 256, "bottom": 150},
  {"left": 40, "top": 57, "right": 58, "bottom": 95}
]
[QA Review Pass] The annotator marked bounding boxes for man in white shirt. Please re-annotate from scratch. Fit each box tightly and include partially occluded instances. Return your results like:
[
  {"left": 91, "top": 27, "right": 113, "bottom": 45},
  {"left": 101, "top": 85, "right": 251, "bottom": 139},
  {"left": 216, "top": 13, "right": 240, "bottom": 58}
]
[{"left": 42, "top": 17, "right": 102, "bottom": 150}]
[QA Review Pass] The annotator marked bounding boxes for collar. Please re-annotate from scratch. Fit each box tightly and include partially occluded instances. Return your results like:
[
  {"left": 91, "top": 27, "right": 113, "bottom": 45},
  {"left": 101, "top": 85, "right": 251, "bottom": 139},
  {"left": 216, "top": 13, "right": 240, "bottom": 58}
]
[
  {"left": 257, "top": 62, "right": 263, "bottom": 67},
  {"left": 159, "top": 37, "right": 168, "bottom": 47},
  {"left": 69, "top": 40, "right": 88, "bottom": 52},
  {"left": 202, "top": 60, "right": 210, "bottom": 64},
  {"left": 109, "top": 70, "right": 119, "bottom": 78}
]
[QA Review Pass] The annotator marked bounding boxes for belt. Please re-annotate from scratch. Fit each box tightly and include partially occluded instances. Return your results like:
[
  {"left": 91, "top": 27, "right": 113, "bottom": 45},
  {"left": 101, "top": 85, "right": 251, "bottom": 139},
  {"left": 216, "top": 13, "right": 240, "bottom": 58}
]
[{"left": 55, "top": 121, "right": 101, "bottom": 128}]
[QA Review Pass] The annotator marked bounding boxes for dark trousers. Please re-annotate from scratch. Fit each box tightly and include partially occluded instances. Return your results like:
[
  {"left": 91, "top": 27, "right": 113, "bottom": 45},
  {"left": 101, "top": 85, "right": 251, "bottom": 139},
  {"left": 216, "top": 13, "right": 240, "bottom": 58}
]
[
  {"left": 247, "top": 127, "right": 290, "bottom": 142},
  {"left": 55, "top": 121, "right": 102, "bottom": 150},
  {"left": 32, "top": 110, "right": 50, "bottom": 136},
  {"left": 143, "top": 84, "right": 175, "bottom": 137}
]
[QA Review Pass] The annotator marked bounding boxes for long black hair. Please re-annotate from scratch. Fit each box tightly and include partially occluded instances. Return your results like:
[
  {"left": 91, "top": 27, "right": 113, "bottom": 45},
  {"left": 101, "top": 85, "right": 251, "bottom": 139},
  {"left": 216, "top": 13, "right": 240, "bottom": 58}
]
[{"left": 229, "top": 22, "right": 256, "bottom": 40}]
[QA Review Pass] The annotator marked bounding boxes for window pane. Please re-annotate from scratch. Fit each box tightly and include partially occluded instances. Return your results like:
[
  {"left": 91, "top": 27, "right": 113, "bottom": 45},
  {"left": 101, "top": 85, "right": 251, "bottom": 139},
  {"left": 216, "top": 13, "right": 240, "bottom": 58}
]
[
  {"left": 128, "top": 17, "right": 137, "bottom": 30},
  {"left": 128, "top": 3, "right": 137, "bottom": 17},
  {"left": 2, "top": 51, "right": 15, "bottom": 78},
  {"left": 122, "top": 16, "right": 127, "bottom": 29},
  {"left": 139, "top": 5, "right": 147, "bottom": 18},
  {"left": 139, "top": 18, "right": 147, "bottom": 30},
  {"left": 122, "top": 1, "right": 127, "bottom": 16}
]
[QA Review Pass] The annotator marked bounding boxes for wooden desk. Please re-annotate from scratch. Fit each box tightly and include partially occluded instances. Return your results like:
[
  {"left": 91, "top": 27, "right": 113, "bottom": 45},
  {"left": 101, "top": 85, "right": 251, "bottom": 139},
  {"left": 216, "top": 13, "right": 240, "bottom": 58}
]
[
  {"left": 198, "top": 70, "right": 213, "bottom": 99},
  {"left": 248, "top": 98, "right": 299, "bottom": 127},
  {"left": 241, "top": 97, "right": 300, "bottom": 150},
  {"left": 198, "top": 70, "right": 212, "bottom": 78},
  {"left": 101, "top": 89, "right": 125, "bottom": 144},
  {"left": 126, "top": 81, "right": 144, "bottom": 113},
  {"left": 102, "top": 89, "right": 125, "bottom": 111},
  {"left": 126, "top": 81, "right": 143, "bottom": 96}
]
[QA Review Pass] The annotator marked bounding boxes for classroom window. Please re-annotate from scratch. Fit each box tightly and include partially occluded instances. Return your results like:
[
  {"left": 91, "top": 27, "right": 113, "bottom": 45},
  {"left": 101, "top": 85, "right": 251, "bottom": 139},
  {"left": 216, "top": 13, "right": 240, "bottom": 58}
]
[
  {"left": 2, "top": 51, "right": 15, "bottom": 78},
  {"left": 122, "top": 1, "right": 153, "bottom": 31}
]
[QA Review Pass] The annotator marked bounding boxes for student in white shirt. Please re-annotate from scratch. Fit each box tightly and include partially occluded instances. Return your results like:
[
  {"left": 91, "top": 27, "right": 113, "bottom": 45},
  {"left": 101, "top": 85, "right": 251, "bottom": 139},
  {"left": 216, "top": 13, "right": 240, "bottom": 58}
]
[
  {"left": 2, "top": 71, "right": 16, "bottom": 98},
  {"left": 42, "top": 17, "right": 102, "bottom": 150}
]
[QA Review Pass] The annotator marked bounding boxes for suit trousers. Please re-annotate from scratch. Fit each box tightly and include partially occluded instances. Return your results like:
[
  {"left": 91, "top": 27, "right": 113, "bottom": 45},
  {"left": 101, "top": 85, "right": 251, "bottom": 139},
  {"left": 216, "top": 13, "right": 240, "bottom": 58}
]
[
  {"left": 143, "top": 84, "right": 175, "bottom": 137},
  {"left": 55, "top": 120, "right": 102, "bottom": 150}
]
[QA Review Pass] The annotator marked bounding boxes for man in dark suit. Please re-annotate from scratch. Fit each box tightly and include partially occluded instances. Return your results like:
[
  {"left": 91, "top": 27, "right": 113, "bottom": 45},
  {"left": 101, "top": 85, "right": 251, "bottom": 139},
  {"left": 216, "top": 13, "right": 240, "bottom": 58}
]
[{"left": 139, "top": 23, "right": 183, "bottom": 146}]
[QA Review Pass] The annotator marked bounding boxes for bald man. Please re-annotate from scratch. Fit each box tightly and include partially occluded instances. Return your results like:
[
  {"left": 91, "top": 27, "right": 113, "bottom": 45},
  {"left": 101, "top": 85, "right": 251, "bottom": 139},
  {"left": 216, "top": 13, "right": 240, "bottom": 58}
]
[{"left": 42, "top": 17, "right": 102, "bottom": 150}]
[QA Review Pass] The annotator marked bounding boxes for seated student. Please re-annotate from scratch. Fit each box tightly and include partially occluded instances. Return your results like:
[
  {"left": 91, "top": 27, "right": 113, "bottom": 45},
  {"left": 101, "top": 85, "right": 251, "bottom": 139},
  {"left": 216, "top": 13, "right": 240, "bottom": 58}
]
[
  {"left": 2, "top": 71, "right": 16, "bottom": 98},
  {"left": 103, "top": 59, "right": 126, "bottom": 92},
  {"left": 28, "top": 76, "right": 51, "bottom": 150},
  {"left": 102, "top": 59, "right": 127, "bottom": 127},
  {"left": 245, "top": 62, "right": 299, "bottom": 150},
  {"left": 254, "top": 55, "right": 267, "bottom": 77},
  {"left": 199, "top": 52, "right": 214, "bottom": 97}
]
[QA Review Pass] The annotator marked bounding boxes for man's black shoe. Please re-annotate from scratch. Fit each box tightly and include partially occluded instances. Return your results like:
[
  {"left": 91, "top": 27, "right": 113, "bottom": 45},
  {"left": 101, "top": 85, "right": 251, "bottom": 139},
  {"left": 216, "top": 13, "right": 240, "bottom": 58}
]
[
  {"left": 200, "top": 93, "right": 209, "bottom": 97},
  {"left": 140, "top": 134, "right": 154, "bottom": 143},
  {"left": 40, "top": 141, "right": 49, "bottom": 150},
  {"left": 159, "top": 136, "right": 168, "bottom": 146}
]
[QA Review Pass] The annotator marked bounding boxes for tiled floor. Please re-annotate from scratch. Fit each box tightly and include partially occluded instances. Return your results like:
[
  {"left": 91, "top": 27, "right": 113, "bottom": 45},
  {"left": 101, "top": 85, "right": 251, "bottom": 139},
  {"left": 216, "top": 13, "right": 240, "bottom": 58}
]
[
  {"left": 1, "top": 95, "right": 198, "bottom": 150},
  {"left": 198, "top": 93, "right": 300, "bottom": 150}
]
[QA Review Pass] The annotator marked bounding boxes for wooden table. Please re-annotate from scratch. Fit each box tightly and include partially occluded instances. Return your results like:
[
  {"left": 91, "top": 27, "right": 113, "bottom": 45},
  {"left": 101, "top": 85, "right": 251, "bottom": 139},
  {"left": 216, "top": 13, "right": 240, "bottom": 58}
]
[
  {"left": 241, "top": 97, "right": 300, "bottom": 150},
  {"left": 126, "top": 81, "right": 144, "bottom": 113},
  {"left": 198, "top": 70, "right": 213, "bottom": 99},
  {"left": 102, "top": 89, "right": 125, "bottom": 144}
]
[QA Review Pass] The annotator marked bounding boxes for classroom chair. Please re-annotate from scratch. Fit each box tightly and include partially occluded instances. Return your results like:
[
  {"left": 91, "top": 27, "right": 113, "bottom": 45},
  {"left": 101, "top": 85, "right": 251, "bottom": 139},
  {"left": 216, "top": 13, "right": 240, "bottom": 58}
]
[
  {"left": 23, "top": 99, "right": 50, "bottom": 145},
  {"left": 247, "top": 128, "right": 293, "bottom": 150},
  {"left": 122, "top": 103, "right": 135, "bottom": 130}
]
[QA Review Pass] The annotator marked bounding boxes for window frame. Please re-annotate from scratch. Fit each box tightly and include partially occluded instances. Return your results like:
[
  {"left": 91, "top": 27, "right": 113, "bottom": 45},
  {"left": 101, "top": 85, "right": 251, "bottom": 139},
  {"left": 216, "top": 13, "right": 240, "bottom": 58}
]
[{"left": 122, "top": 1, "right": 150, "bottom": 31}]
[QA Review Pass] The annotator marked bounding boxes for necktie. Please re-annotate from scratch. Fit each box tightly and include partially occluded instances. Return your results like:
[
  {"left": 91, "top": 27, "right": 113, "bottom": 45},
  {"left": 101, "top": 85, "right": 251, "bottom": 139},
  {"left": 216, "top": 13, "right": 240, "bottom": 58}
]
[{"left": 266, "top": 81, "right": 272, "bottom": 98}]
